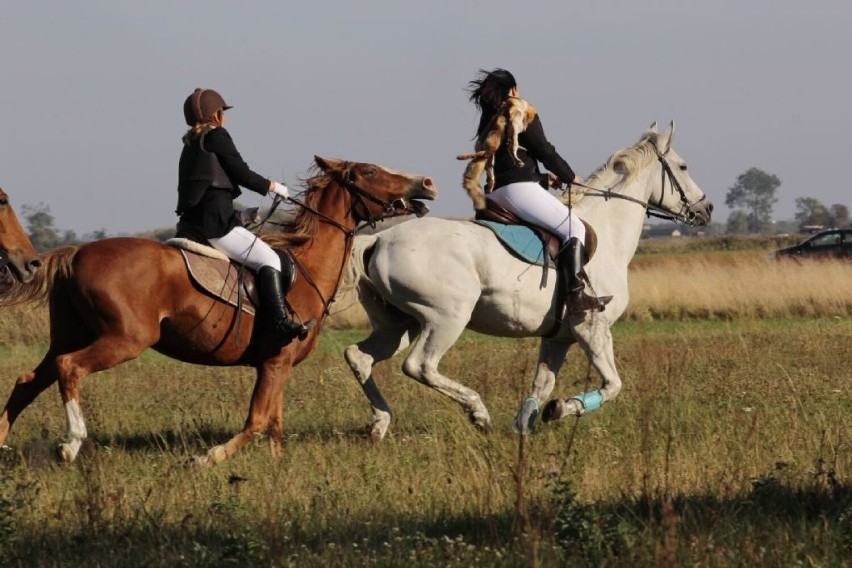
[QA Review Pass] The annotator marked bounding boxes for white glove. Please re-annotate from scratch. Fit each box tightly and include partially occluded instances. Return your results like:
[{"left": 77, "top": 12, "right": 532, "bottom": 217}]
[
  {"left": 238, "top": 207, "right": 260, "bottom": 226},
  {"left": 270, "top": 182, "right": 289, "bottom": 200}
]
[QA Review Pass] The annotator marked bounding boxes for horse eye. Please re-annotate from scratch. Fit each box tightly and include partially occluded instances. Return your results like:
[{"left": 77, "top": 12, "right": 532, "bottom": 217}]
[
  {"left": 0, "top": 199, "right": 7, "bottom": 206},
  {"left": 679, "top": 164, "right": 688, "bottom": 172},
  {"left": 363, "top": 167, "right": 377, "bottom": 177}
]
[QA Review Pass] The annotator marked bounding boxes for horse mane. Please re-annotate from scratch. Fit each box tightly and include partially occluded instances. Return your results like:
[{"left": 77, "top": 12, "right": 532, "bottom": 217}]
[
  {"left": 261, "top": 161, "right": 347, "bottom": 250},
  {"left": 557, "top": 129, "right": 659, "bottom": 206},
  {"left": 0, "top": 246, "right": 77, "bottom": 307}
]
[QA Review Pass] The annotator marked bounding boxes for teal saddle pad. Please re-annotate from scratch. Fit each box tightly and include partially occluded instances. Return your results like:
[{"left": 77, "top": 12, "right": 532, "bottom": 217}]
[{"left": 474, "top": 220, "right": 555, "bottom": 267}]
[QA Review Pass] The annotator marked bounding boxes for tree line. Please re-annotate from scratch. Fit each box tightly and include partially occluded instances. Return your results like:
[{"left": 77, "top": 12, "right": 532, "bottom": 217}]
[
  {"left": 18, "top": 167, "right": 850, "bottom": 250},
  {"left": 725, "top": 167, "right": 849, "bottom": 234}
]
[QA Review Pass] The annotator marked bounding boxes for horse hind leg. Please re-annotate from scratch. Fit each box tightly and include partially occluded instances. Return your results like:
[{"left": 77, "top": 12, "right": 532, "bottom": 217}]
[
  {"left": 344, "top": 318, "right": 419, "bottom": 442},
  {"left": 54, "top": 333, "right": 156, "bottom": 462},
  {"left": 401, "top": 318, "right": 492, "bottom": 431},
  {"left": 0, "top": 353, "right": 62, "bottom": 448}
]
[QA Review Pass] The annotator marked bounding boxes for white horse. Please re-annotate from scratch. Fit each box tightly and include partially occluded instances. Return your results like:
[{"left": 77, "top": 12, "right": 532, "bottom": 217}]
[{"left": 344, "top": 122, "right": 713, "bottom": 440}]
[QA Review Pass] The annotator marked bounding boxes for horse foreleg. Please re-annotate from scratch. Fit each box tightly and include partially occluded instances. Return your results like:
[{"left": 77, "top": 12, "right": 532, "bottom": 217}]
[
  {"left": 196, "top": 360, "right": 290, "bottom": 467},
  {"left": 543, "top": 320, "right": 622, "bottom": 422},
  {"left": 344, "top": 320, "right": 417, "bottom": 442},
  {"left": 513, "top": 338, "right": 572, "bottom": 434},
  {"left": 0, "top": 354, "right": 61, "bottom": 447},
  {"left": 401, "top": 319, "right": 492, "bottom": 431}
]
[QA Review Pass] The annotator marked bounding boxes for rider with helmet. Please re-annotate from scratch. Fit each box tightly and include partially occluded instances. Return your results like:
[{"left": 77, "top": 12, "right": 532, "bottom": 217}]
[
  {"left": 466, "top": 69, "right": 611, "bottom": 314},
  {"left": 176, "top": 87, "right": 308, "bottom": 344}
]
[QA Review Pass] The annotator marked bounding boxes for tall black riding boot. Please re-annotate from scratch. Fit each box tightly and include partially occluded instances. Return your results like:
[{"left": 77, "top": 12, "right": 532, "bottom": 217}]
[
  {"left": 257, "top": 266, "right": 310, "bottom": 344},
  {"left": 559, "top": 238, "right": 612, "bottom": 315}
]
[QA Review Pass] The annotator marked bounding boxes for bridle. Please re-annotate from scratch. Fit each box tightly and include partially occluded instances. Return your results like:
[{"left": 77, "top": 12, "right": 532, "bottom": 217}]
[
  {"left": 568, "top": 141, "right": 708, "bottom": 225},
  {"left": 275, "top": 169, "right": 422, "bottom": 317}
]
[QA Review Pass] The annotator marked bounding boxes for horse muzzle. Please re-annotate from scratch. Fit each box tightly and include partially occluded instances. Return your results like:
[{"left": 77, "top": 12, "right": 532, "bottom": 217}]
[
  {"left": 395, "top": 177, "right": 437, "bottom": 218},
  {"left": 1, "top": 249, "right": 42, "bottom": 284},
  {"left": 685, "top": 197, "right": 713, "bottom": 226}
]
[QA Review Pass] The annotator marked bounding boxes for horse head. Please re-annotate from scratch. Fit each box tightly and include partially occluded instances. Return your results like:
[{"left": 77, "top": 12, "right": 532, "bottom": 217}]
[
  {"left": 640, "top": 121, "right": 713, "bottom": 226},
  {"left": 314, "top": 156, "right": 437, "bottom": 223},
  {"left": 0, "top": 188, "right": 42, "bottom": 284}
]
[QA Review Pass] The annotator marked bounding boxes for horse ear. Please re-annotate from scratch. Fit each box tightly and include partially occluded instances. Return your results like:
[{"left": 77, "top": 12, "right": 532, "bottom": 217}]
[
  {"left": 648, "top": 121, "right": 658, "bottom": 133},
  {"left": 314, "top": 156, "right": 345, "bottom": 172},
  {"left": 659, "top": 121, "right": 675, "bottom": 153}
]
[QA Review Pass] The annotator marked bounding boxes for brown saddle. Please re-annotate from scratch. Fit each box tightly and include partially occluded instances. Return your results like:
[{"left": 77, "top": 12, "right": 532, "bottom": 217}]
[
  {"left": 175, "top": 247, "right": 259, "bottom": 316},
  {"left": 166, "top": 238, "right": 297, "bottom": 317},
  {"left": 474, "top": 200, "right": 597, "bottom": 261}
]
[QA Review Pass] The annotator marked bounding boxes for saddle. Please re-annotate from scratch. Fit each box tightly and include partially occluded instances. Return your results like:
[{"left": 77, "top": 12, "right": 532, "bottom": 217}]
[
  {"left": 165, "top": 238, "right": 296, "bottom": 316},
  {"left": 474, "top": 200, "right": 597, "bottom": 284}
]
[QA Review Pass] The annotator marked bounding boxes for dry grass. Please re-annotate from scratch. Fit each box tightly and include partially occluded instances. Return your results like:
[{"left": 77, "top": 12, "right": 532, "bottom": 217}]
[
  {"left": 628, "top": 255, "right": 852, "bottom": 320},
  {"left": 327, "top": 252, "right": 852, "bottom": 328},
  {"left": 0, "top": 239, "right": 849, "bottom": 564},
  {"left": 0, "top": 318, "right": 849, "bottom": 565}
]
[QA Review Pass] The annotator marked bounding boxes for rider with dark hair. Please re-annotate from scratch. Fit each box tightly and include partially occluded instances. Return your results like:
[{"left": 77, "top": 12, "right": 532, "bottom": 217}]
[
  {"left": 176, "top": 87, "right": 308, "bottom": 343},
  {"left": 466, "top": 69, "right": 610, "bottom": 314}
]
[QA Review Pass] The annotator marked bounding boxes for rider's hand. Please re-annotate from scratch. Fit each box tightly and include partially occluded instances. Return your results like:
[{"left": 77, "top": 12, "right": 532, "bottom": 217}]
[
  {"left": 570, "top": 175, "right": 583, "bottom": 187},
  {"left": 548, "top": 173, "right": 564, "bottom": 189},
  {"left": 238, "top": 207, "right": 260, "bottom": 226},
  {"left": 270, "top": 182, "right": 289, "bottom": 200}
]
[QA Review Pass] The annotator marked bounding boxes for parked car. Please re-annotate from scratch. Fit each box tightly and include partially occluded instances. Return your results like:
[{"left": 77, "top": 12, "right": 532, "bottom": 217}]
[{"left": 774, "top": 229, "right": 852, "bottom": 259}]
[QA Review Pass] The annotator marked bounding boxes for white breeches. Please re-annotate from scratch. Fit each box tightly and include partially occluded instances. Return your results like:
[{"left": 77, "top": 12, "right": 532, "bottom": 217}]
[
  {"left": 208, "top": 226, "right": 281, "bottom": 271},
  {"left": 487, "top": 182, "right": 585, "bottom": 244}
]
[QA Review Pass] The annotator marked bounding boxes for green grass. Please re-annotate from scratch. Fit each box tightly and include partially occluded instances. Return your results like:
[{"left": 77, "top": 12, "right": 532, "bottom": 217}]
[{"left": 0, "top": 318, "right": 849, "bottom": 566}]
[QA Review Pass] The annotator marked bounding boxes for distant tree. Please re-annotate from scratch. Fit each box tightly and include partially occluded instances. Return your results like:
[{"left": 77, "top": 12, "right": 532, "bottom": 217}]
[
  {"left": 794, "top": 197, "right": 830, "bottom": 228},
  {"left": 725, "top": 168, "right": 780, "bottom": 233},
  {"left": 61, "top": 230, "right": 79, "bottom": 245},
  {"left": 90, "top": 229, "right": 108, "bottom": 240},
  {"left": 829, "top": 203, "right": 849, "bottom": 228},
  {"left": 726, "top": 210, "right": 750, "bottom": 234},
  {"left": 21, "top": 203, "right": 62, "bottom": 251}
]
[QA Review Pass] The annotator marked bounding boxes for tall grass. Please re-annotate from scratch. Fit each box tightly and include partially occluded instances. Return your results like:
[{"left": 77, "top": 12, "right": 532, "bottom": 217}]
[
  {"left": 628, "top": 255, "right": 852, "bottom": 320},
  {"left": 0, "top": 317, "right": 848, "bottom": 565},
  {"left": 327, "top": 253, "right": 852, "bottom": 328}
]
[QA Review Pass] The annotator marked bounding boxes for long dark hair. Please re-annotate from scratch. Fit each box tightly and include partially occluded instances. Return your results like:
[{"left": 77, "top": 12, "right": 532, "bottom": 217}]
[{"left": 466, "top": 68, "right": 517, "bottom": 137}]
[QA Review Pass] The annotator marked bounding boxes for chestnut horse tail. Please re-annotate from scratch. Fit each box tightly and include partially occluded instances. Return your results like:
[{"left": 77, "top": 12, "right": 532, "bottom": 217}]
[{"left": 0, "top": 246, "right": 78, "bottom": 307}]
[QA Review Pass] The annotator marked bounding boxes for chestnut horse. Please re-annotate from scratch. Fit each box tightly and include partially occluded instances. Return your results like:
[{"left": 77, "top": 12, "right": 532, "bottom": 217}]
[
  {"left": 0, "top": 157, "right": 436, "bottom": 466},
  {"left": 0, "top": 187, "right": 42, "bottom": 285}
]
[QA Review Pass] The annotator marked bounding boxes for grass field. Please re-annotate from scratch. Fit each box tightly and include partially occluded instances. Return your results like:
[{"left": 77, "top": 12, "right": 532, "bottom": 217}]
[{"left": 0, "top": 243, "right": 849, "bottom": 566}]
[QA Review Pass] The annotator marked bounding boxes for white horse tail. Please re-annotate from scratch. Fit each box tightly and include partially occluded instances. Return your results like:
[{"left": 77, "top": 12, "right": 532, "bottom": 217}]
[{"left": 346, "top": 233, "right": 379, "bottom": 291}]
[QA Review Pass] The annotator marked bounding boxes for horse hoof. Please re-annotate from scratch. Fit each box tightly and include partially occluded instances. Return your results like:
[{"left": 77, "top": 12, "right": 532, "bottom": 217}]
[
  {"left": 468, "top": 410, "right": 492, "bottom": 432},
  {"left": 542, "top": 399, "right": 565, "bottom": 422},
  {"left": 57, "top": 442, "right": 79, "bottom": 463},
  {"left": 512, "top": 397, "right": 540, "bottom": 435},
  {"left": 369, "top": 424, "right": 386, "bottom": 443},
  {"left": 368, "top": 412, "right": 391, "bottom": 442}
]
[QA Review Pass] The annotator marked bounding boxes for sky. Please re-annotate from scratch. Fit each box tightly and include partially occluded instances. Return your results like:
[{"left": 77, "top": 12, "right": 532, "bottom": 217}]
[{"left": 1, "top": 1, "right": 850, "bottom": 236}]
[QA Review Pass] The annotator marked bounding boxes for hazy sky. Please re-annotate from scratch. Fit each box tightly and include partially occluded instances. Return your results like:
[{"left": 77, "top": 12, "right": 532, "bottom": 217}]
[{"left": 1, "top": 1, "right": 849, "bottom": 235}]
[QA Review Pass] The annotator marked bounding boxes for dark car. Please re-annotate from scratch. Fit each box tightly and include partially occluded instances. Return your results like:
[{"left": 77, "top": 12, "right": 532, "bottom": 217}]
[{"left": 775, "top": 229, "right": 852, "bottom": 259}]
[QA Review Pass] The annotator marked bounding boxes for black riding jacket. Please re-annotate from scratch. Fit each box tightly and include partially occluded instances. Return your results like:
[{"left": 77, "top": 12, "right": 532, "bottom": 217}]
[
  {"left": 176, "top": 127, "right": 270, "bottom": 240},
  {"left": 492, "top": 114, "right": 576, "bottom": 190}
]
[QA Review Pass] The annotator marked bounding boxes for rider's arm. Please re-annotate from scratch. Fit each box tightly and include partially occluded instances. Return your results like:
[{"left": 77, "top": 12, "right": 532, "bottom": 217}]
[
  {"left": 522, "top": 115, "right": 577, "bottom": 185},
  {"left": 203, "top": 128, "right": 273, "bottom": 196}
]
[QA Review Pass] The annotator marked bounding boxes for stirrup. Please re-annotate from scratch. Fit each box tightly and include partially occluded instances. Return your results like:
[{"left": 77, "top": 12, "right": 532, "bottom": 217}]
[
  {"left": 275, "top": 318, "right": 316, "bottom": 342},
  {"left": 567, "top": 292, "right": 612, "bottom": 315}
]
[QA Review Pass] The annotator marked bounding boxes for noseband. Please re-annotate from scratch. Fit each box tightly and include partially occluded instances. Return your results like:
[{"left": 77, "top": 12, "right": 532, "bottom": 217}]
[
  {"left": 652, "top": 144, "right": 708, "bottom": 225},
  {"left": 570, "top": 142, "right": 707, "bottom": 225},
  {"left": 338, "top": 171, "right": 420, "bottom": 230},
  {"left": 268, "top": 169, "right": 421, "bottom": 318}
]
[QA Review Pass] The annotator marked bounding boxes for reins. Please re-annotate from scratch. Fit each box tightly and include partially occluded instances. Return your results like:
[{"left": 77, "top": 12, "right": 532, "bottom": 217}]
[
  {"left": 274, "top": 171, "right": 411, "bottom": 318},
  {"left": 563, "top": 141, "right": 706, "bottom": 225}
]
